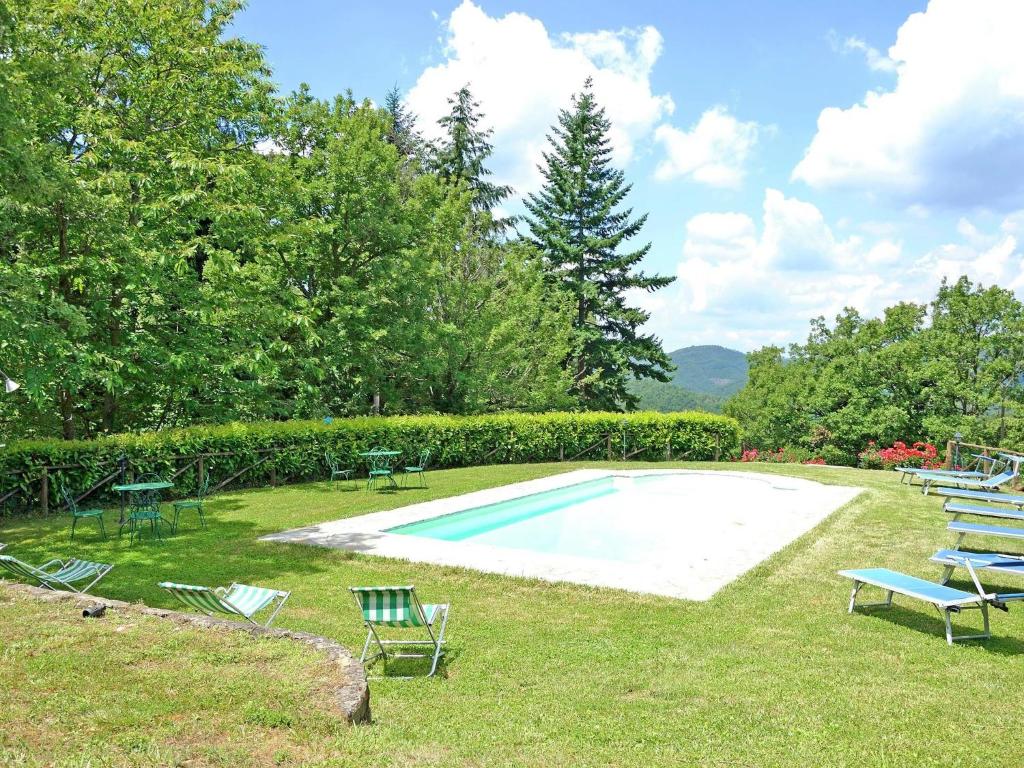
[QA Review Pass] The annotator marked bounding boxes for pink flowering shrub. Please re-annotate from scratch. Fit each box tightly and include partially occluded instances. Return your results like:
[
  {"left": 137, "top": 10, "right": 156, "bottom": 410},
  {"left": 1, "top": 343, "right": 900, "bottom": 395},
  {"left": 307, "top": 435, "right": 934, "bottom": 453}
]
[{"left": 858, "top": 440, "right": 941, "bottom": 471}]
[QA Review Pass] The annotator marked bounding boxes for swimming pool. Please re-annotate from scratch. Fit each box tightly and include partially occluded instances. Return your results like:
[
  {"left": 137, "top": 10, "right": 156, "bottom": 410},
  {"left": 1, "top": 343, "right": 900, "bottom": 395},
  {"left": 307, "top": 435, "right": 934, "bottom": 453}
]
[{"left": 264, "top": 469, "right": 861, "bottom": 600}]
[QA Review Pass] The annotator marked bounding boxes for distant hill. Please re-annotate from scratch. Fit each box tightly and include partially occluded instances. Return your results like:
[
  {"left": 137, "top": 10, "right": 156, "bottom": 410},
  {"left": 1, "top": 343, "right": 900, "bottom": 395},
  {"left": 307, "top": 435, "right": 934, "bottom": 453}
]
[
  {"left": 631, "top": 345, "right": 748, "bottom": 414},
  {"left": 666, "top": 345, "right": 748, "bottom": 396}
]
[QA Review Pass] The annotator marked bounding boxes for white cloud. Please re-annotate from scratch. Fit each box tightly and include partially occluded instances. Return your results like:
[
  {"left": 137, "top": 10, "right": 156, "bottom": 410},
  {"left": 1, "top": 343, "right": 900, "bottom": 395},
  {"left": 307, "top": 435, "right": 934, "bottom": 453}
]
[
  {"left": 653, "top": 107, "right": 761, "bottom": 187},
  {"left": 406, "top": 1, "right": 674, "bottom": 193},
  {"left": 795, "top": 0, "right": 1024, "bottom": 209},
  {"left": 830, "top": 32, "right": 897, "bottom": 73},
  {"left": 639, "top": 192, "right": 1024, "bottom": 351}
]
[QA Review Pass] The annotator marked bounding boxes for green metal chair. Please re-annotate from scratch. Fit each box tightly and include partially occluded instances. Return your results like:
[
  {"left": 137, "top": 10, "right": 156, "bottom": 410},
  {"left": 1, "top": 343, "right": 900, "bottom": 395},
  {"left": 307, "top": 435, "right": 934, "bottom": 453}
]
[
  {"left": 128, "top": 473, "right": 170, "bottom": 544},
  {"left": 349, "top": 585, "right": 450, "bottom": 677},
  {"left": 366, "top": 448, "right": 397, "bottom": 491},
  {"left": 402, "top": 449, "right": 431, "bottom": 488},
  {"left": 325, "top": 451, "right": 355, "bottom": 488},
  {"left": 60, "top": 483, "right": 106, "bottom": 540},
  {"left": 172, "top": 475, "right": 210, "bottom": 532}
]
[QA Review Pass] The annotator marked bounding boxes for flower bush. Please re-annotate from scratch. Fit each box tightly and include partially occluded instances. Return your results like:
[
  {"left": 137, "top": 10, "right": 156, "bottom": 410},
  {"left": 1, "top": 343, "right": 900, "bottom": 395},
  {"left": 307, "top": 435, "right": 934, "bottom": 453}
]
[
  {"left": 738, "top": 447, "right": 826, "bottom": 465},
  {"left": 858, "top": 440, "right": 940, "bottom": 471}
]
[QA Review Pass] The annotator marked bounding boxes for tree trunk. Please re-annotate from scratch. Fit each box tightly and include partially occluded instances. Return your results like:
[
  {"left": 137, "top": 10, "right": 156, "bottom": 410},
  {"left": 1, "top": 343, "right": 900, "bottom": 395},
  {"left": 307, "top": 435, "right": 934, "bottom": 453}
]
[
  {"left": 55, "top": 201, "right": 76, "bottom": 440},
  {"left": 59, "top": 387, "right": 76, "bottom": 440}
]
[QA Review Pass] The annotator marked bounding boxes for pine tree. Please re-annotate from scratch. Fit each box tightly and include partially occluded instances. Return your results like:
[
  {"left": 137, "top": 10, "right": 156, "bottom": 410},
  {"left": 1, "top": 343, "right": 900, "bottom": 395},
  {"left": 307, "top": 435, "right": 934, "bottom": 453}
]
[
  {"left": 525, "top": 78, "right": 675, "bottom": 410},
  {"left": 382, "top": 84, "right": 422, "bottom": 161},
  {"left": 431, "top": 85, "right": 511, "bottom": 215}
]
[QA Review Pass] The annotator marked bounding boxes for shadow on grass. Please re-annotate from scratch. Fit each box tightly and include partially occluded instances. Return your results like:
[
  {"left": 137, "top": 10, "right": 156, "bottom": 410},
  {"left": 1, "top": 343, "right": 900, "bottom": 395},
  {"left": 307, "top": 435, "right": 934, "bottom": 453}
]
[
  {"left": 0, "top": 511, "right": 351, "bottom": 611},
  {"left": 852, "top": 603, "right": 1024, "bottom": 655}
]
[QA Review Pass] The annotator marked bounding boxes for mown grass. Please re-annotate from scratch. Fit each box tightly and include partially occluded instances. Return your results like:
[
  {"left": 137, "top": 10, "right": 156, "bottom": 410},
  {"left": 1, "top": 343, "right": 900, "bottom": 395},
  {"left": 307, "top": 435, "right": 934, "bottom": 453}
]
[{"left": 2, "top": 461, "right": 1024, "bottom": 767}]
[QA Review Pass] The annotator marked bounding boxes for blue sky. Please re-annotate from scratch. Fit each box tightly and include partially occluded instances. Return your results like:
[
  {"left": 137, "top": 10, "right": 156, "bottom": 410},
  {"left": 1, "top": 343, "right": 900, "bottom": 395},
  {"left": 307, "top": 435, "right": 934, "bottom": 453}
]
[{"left": 232, "top": 0, "right": 1024, "bottom": 352}]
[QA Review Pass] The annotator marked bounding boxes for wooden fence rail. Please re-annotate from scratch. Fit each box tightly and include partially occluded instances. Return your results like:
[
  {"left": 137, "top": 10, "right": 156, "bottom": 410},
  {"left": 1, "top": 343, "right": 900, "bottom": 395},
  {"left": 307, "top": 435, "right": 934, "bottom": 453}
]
[
  {"left": 943, "top": 440, "right": 1024, "bottom": 470},
  {"left": 1, "top": 431, "right": 730, "bottom": 516}
]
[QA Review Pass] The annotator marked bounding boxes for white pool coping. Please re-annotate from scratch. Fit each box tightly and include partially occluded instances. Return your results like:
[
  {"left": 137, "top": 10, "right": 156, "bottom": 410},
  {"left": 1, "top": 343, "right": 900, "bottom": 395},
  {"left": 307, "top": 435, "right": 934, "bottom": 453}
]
[{"left": 261, "top": 469, "right": 863, "bottom": 600}]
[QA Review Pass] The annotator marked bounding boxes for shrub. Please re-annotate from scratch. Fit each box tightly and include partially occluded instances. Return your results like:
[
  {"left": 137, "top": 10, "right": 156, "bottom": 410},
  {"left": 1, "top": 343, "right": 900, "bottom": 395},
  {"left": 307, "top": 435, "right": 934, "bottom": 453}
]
[
  {"left": 858, "top": 440, "right": 940, "bottom": 471},
  {"left": 0, "top": 411, "right": 740, "bottom": 513},
  {"left": 737, "top": 446, "right": 826, "bottom": 465}
]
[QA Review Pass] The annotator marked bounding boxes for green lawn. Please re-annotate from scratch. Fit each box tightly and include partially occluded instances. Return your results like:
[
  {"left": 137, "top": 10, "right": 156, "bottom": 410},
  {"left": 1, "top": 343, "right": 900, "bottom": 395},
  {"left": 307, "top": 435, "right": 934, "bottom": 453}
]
[{"left": 2, "top": 462, "right": 1023, "bottom": 767}]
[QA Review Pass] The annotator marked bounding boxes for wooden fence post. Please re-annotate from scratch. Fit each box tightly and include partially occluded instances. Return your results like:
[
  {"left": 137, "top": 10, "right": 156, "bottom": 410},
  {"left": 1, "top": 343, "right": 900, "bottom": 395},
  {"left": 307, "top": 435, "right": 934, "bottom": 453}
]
[
  {"left": 606, "top": 434, "right": 613, "bottom": 461},
  {"left": 666, "top": 439, "right": 672, "bottom": 461},
  {"left": 40, "top": 467, "right": 49, "bottom": 515},
  {"left": 270, "top": 466, "right": 277, "bottom": 487},
  {"left": 945, "top": 440, "right": 955, "bottom": 470},
  {"left": 559, "top": 445, "right": 564, "bottom": 462},
  {"left": 714, "top": 433, "right": 721, "bottom": 462}
]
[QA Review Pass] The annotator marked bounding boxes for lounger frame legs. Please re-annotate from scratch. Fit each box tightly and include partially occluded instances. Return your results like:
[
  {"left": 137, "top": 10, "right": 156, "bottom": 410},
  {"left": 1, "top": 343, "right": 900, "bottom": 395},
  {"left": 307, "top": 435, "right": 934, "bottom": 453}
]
[
  {"left": 847, "top": 581, "right": 894, "bottom": 612},
  {"left": 849, "top": 579, "right": 992, "bottom": 645},
  {"left": 358, "top": 605, "right": 450, "bottom": 678},
  {"left": 939, "top": 603, "right": 990, "bottom": 645}
]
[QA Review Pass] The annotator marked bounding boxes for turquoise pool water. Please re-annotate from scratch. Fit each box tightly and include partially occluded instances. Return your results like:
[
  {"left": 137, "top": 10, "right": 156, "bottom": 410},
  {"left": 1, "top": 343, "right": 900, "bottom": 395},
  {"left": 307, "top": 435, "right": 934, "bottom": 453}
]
[
  {"left": 388, "top": 474, "right": 725, "bottom": 563},
  {"left": 389, "top": 476, "right": 619, "bottom": 541}
]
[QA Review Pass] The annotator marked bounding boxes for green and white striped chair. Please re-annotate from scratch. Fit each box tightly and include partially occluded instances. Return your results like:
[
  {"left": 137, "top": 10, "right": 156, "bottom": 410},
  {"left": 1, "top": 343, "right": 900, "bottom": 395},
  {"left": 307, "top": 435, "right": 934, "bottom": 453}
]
[
  {"left": 350, "top": 585, "right": 450, "bottom": 677},
  {"left": 158, "top": 581, "right": 290, "bottom": 627},
  {"left": 0, "top": 554, "right": 112, "bottom": 594}
]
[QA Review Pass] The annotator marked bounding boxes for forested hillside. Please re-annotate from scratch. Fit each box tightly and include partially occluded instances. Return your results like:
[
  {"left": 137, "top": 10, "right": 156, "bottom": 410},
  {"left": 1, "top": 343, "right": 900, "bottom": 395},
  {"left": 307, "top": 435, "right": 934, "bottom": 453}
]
[{"left": 630, "top": 345, "right": 748, "bottom": 413}]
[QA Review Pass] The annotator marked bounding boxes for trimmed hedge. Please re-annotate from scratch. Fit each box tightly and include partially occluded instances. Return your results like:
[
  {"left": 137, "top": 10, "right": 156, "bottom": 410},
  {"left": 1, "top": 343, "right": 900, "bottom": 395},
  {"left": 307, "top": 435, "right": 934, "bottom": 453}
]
[{"left": 0, "top": 411, "right": 739, "bottom": 513}]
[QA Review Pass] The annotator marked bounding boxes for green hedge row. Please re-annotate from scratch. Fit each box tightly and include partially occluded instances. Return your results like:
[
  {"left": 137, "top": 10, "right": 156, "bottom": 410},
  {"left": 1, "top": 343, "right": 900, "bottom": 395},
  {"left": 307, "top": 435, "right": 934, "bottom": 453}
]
[{"left": 0, "top": 411, "right": 740, "bottom": 512}]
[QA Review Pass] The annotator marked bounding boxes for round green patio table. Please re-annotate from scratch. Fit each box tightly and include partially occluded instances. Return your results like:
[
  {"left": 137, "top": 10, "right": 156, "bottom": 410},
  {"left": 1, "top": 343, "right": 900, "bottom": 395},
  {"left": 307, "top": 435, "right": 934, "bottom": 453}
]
[
  {"left": 112, "top": 481, "right": 173, "bottom": 528},
  {"left": 357, "top": 450, "right": 401, "bottom": 489}
]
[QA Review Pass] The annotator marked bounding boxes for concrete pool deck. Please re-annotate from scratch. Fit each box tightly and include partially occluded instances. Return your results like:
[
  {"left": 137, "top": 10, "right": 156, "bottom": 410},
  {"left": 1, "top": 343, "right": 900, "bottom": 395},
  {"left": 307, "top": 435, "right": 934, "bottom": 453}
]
[{"left": 262, "top": 469, "right": 863, "bottom": 600}]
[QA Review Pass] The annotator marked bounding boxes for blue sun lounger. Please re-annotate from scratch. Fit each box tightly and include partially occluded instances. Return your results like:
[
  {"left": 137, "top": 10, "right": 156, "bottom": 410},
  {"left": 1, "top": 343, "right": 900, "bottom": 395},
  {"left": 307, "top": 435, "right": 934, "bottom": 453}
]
[
  {"left": 944, "top": 501, "right": 1024, "bottom": 523},
  {"left": 839, "top": 565, "right": 1011, "bottom": 644},
  {"left": 896, "top": 454, "right": 999, "bottom": 485},
  {"left": 918, "top": 468, "right": 1018, "bottom": 495},
  {"left": 931, "top": 549, "right": 1024, "bottom": 586},
  {"left": 948, "top": 520, "right": 1024, "bottom": 549},
  {"left": 933, "top": 487, "right": 1024, "bottom": 508}
]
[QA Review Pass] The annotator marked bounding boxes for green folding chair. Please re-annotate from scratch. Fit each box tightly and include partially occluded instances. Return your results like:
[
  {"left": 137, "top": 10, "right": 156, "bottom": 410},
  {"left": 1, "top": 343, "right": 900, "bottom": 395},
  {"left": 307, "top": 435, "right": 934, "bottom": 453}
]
[
  {"left": 366, "top": 449, "right": 398, "bottom": 491},
  {"left": 159, "top": 581, "right": 291, "bottom": 627},
  {"left": 60, "top": 483, "right": 106, "bottom": 540},
  {"left": 0, "top": 553, "right": 113, "bottom": 594},
  {"left": 172, "top": 475, "right": 210, "bottom": 532},
  {"left": 325, "top": 451, "right": 355, "bottom": 488},
  {"left": 350, "top": 585, "right": 449, "bottom": 677},
  {"left": 402, "top": 449, "right": 431, "bottom": 488}
]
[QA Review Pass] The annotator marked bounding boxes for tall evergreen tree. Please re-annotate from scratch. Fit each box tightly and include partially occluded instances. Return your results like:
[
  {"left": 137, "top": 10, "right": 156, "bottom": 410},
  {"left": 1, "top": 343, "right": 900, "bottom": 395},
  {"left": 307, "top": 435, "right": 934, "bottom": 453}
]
[
  {"left": 431, "top": 85, "right": 511, "bottom": 215},
  {"left": 382, "top": 84, "right": 422, "bottom": 161},
  {"left": 525, "top": 78, "right": 674, "bottom": 410}
]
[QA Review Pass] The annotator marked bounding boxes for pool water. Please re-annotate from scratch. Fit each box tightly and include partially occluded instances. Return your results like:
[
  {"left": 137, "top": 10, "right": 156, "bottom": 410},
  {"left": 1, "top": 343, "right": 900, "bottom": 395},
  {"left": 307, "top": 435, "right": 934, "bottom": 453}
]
[
  {"left": 390, "top": 473, "right": 802, "bottom": 564},
  {"left": 266, "top": 469, "right": 862, "bottom": 600}
]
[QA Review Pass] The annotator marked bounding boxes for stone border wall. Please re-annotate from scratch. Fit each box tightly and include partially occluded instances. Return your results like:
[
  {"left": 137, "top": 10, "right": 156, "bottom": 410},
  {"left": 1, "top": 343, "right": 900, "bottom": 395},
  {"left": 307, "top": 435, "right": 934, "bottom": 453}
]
[{"left": 2, "top": 582, "right": 370, "bottom": 724}]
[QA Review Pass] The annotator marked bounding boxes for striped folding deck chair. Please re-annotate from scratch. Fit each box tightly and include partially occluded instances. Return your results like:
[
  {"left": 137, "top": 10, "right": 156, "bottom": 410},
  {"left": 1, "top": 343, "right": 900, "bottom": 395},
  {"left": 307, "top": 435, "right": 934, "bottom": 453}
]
[
  {"left": 0, "top": 554, "right": 112, "bottom": 594},
  {"left": 350, "top": 585, "right": 450, "bottom": 677},
  {"left": 158, "top": 581, "right": 290, "bottom": 627}
]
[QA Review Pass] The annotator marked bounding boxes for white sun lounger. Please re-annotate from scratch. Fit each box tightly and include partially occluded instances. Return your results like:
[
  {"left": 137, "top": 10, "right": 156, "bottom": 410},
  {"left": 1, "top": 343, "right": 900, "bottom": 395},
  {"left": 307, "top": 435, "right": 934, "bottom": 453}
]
[{"left": 838, "top": 565, "right": 1011, "bottom": 644}]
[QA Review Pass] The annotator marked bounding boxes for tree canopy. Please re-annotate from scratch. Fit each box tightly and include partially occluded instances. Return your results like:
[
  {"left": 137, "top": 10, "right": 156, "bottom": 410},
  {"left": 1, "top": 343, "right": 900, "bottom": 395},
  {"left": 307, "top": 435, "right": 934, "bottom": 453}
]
[
  {"left": 0, "top": 2, "right": 653, "bottom": 440},
  {"left": 725, "top": 277, "right": 1024, "bottom": 463}
]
